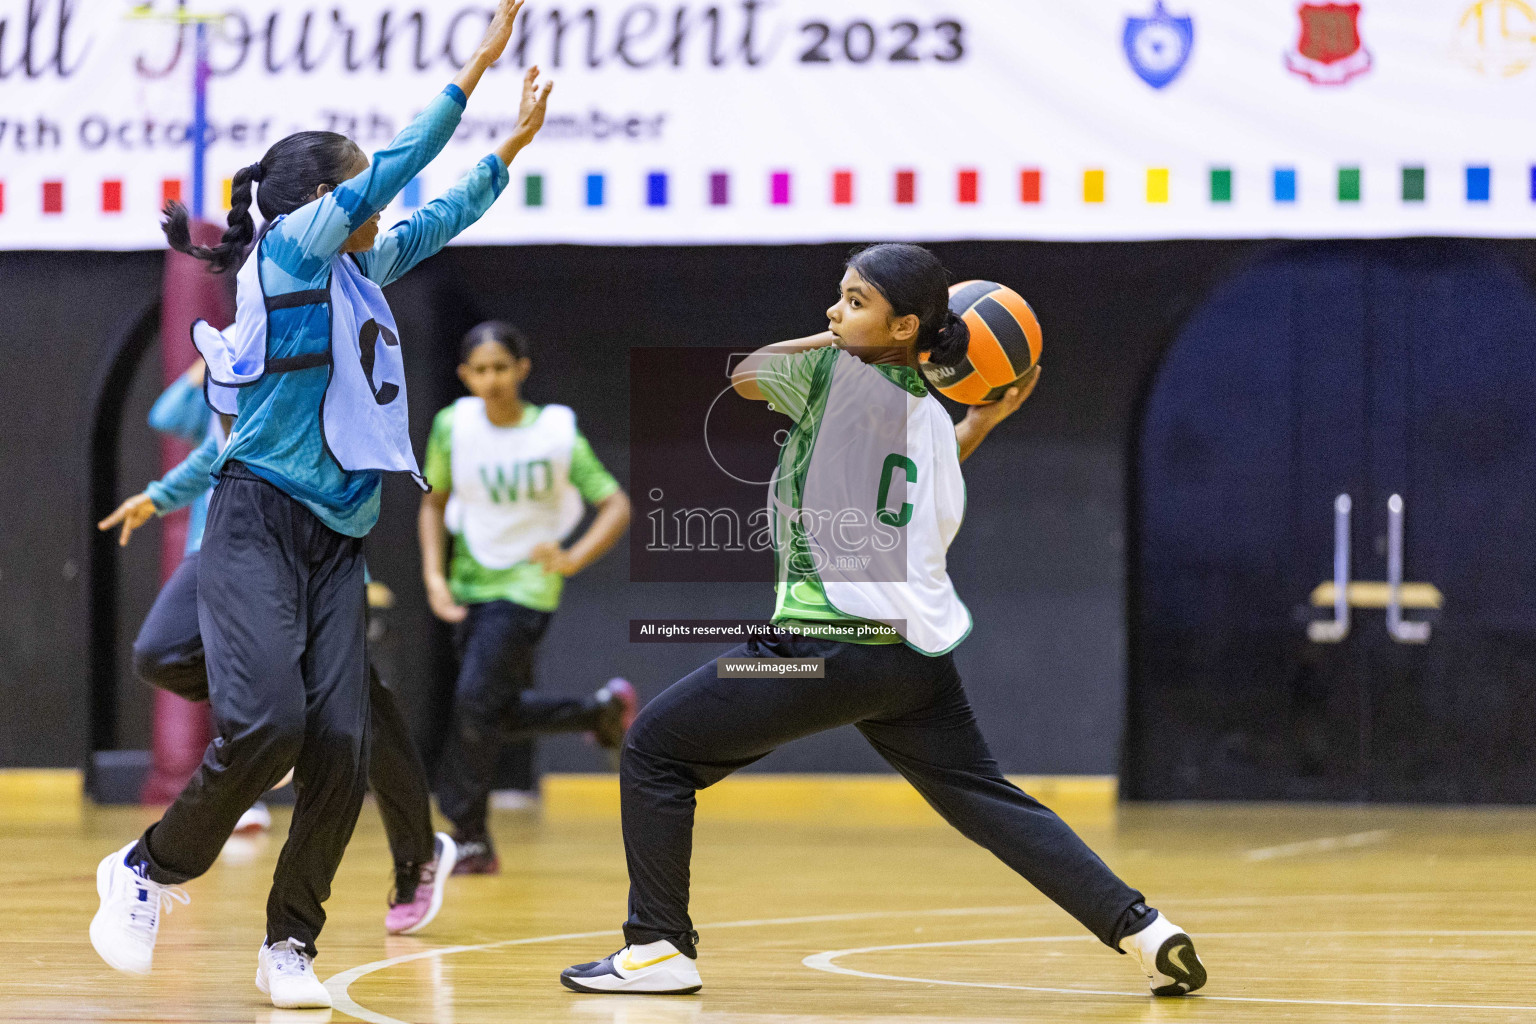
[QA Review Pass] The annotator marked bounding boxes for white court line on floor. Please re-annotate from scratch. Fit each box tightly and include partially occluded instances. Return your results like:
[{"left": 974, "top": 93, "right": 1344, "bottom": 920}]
[
  {"left": 323, "top": 906, "right": 1033, "bottom": 1024},
  {"left": 1243, "top": 828, "right": 1392, "bottom": 861},
  {"left": 323, "top": 898, "right": 1536, "bottom": 1023},
  {"left": 803, "top": 931, "right": 1536, "bottom": 1013}
]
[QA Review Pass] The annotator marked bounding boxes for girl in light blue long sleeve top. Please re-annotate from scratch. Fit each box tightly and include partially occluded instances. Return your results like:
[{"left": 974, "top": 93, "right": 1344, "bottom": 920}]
[
  {"left": 134, "top": 370, "right": 219, "bottom": 554},
  {"left": 147, "top": 373, "right": 208, "bottom": 444},
  {"left": 212, "top": 85, "right": 517, "bottom": 536},
  {"left": 88, "top": 2, "right": 555, "bottom": 1006}
]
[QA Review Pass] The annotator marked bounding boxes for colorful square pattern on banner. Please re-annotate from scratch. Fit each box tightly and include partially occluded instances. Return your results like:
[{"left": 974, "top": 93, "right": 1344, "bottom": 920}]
[{"left": 0, "top": 0, "right": 1529, "bottom": 248}]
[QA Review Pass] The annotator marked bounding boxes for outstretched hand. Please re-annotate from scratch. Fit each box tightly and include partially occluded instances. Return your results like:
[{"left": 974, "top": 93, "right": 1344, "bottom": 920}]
[
  {"left": 517, "top": 66, "right": 555, "bottom": 140},
  {"left": 498, "top": 67, "right": 555, "bottom": 163},
  {"left": 475, "top": 0, "right": 526, "bottom": 67},
  {"left": 454, "top": 0, "right": 528, "bottom": 99},
  {"left": 98, "top": 493, "right": 157, "bottom": 547}
]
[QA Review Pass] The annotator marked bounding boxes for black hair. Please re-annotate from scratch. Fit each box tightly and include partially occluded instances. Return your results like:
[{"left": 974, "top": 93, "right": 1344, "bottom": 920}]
[
  {"left": 160, "top": 130, "right": 366, "bottom": 274},
  {"left": 845, "top": 243, "right": 970, "bottom": 368},
  {"left": 460, "top": 320, "right": 532, "bottom": 363}
]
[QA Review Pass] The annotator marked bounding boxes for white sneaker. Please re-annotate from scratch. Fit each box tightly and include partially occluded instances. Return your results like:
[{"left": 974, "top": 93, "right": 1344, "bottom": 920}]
[
  {"left": 256, "top": 938, "right": 333, "bottom": 1009},
  {"left": 1118, "top": 911, "right": 1207, "bottom": 996},
  {"left": 560, "top": 939, "right": 702, "bottom": 994},
  {"left": 89, "top": 840, "right": 190, "bottom": 974},
  {"left": 234, "top": 802, "right": 272, "bottom": 835}
]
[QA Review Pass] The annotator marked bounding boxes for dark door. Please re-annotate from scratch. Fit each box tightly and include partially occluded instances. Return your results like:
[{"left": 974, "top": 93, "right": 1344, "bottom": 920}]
[{"left": 1126, "top": 241, "right": 1536, "bottom": 802}]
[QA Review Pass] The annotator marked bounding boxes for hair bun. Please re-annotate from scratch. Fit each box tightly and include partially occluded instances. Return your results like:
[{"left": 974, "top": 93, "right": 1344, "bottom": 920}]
[{"left": 926, "top": 309, "right": 970, "bottom": 368}]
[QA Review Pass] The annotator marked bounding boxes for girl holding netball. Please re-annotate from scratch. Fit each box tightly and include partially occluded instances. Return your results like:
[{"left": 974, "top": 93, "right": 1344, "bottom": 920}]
[
  {"left": 90, "top": 0, "right": 550, "bottom": 1008},
  {"left": 420, "top": 321, "right": 635, "bottom": 874},
  {"left": 561, "top": 244, "right": 1206, "bottom": 998}
]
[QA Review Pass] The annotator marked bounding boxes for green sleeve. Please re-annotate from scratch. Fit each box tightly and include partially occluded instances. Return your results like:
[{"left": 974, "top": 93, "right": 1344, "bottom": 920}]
[
  {"left": 754, "top": 347, "right": 838, "bottom": 423},
  {"left": 569, "top": 431, "right": 620, "bottom": 504},
  {"left": 424, "top": 406, "right": 455, "bottom": 493}
]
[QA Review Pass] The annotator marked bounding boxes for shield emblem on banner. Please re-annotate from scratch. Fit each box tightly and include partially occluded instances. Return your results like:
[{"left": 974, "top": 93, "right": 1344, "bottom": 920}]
[
  {"left": 1123, "top": 2, "right": 1195, "bottom": 89},
  {"left": 1286, "top": 3, "right": 1373, "bottom": 85}
]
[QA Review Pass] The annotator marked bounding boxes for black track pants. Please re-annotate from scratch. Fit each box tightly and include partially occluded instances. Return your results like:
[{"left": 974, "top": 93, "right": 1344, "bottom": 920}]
[
  {"left": 619, "top": 634, "right": 1145, "bottom": 951},
  {"left": 133, "top": 463, "right": 370, "bottom": 956},
  {"left": 132, "top": 552, "right": 207, "bottom": 702},
  {"left": 435, "top": 599, "right": 602, "bottom": 839},
  {"left": 132, "top": 554, "right": 435, "bottom": 869}
]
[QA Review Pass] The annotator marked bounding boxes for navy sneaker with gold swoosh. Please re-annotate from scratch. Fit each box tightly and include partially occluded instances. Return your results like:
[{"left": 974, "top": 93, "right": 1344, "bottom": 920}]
[
  {"left": 1119, "top": 910, "right": 1207, "bottom": 996},
  {"left": 560, "top": 939, "right": 703, "bottom": 994}
]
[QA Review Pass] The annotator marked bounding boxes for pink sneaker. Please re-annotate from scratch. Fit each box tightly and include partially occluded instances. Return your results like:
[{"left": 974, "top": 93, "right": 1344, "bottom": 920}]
[
  {"left": 594, "top": 678, "right": 638, "bottom": 750},
  {"left": 385, "top": 833, "right": 457, "bottom": 935}
]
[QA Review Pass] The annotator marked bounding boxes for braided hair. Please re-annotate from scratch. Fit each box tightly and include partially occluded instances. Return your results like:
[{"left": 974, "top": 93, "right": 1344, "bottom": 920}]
[
  {"left": 160, "top": 131, "right": 365, "bottom": 274},
  {"left": 845, "top": 243, "right": 970, "bottom": 367}
]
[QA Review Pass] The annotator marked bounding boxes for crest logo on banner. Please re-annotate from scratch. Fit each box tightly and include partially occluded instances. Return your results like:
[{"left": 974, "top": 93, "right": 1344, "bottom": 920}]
[
  {"left": 1285, "top": 3, "right": 1373, "bottom": 85},
  {"left": 1456, "top": 0, "right": 1536, "bottom": 76},
  {"left": 1124, "top": 2, "right": 1195, "bottom": 89}
]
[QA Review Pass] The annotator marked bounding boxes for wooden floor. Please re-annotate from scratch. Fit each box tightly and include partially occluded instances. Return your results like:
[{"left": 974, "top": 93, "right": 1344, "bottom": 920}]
[{"left": 7, "top": 778, "right": 1536, "bottom": 1023}]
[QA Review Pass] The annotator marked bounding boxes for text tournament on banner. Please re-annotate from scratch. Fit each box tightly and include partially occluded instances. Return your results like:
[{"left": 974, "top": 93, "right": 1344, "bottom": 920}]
[{"left": 0, "top": 0, "right": 1530, "bottom": 248}]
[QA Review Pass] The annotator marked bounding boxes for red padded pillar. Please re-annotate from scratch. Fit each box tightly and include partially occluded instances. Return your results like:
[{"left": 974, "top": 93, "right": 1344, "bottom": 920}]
[{"left": 140, "top": 221, "right": 234, "bottom": 804}]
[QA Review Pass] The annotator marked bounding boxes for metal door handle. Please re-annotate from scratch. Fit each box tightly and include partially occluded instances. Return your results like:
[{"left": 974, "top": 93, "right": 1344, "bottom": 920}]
[
  {"left": 1386, "top": 493, "right": 1431, "bottom": 644},
  {"left": 1308, "top": 493, "right": 1352, "bottom": 643}
]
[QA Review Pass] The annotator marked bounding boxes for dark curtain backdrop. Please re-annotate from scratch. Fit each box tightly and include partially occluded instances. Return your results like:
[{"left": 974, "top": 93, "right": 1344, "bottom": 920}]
[{"left": 5, "top": 239, "right": 1534, "bottom": 788}]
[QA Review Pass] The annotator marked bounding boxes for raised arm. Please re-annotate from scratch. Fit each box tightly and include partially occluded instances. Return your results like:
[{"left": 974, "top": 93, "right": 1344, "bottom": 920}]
[
  {"left": 266, "top": 0, "right": 533, "bottom": 269},
  {"left": 730, "top": 332, "right": 839, "bottom": 401},
  {"left": 358, "top": 67, "right": 554, "bottom": 287},
  {"left": 146, "top": 430, "right": 221, "bottom": 513},
  {"left": 147, "top": 363, "right": 208, "bottom": 444},
  {"left": 451, "top": 0, "right": 526, "bottom": 100},
  {"left": 264, "top": 89, "right": 470, "bottom": 269}
]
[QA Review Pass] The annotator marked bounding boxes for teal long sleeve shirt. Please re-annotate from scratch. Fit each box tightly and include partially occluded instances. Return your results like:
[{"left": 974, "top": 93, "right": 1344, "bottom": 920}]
[
  {"left": 145, "top": 428, "right": 220, "bottom": 554},
  {"left": 148, "top": 376, "right": 210, "bottom": 445},
  {"left": 211, "top": 84, "right": 510, "bottom": 537},
  {"left": 146, "top": 376, "right": 219, "bottom": 554}
]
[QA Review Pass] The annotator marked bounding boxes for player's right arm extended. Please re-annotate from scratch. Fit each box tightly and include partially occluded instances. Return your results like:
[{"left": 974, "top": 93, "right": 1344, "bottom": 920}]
[
  {"left": 730, "top": 332, "right": 838, "bottom": 400},
  {"left": 147, "top": 370, "right": 209, "bottom": 445},
  {"left": 98, "top": 430, "right": 221, "bottom": 547},
  {"left": 266, "top": 0, "right": 529, "bottom": 270},
  {"left": 144, "top": 431, "right": 221, "bottom": 514}
]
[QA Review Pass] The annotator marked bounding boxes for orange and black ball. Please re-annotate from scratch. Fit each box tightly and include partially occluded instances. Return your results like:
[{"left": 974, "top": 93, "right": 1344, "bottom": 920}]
[{"left": 922, "top": 280, "right": 1043, "bottom": 405}]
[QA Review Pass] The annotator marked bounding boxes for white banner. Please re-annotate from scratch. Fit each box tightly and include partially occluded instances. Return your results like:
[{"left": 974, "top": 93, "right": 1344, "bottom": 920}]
[{"left": 0, "top": 0, "right": 1531, "bottom": 249}]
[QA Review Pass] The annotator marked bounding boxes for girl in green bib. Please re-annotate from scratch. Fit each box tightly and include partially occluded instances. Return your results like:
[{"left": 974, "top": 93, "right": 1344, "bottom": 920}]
[
  {"left": 561, "top": 245, "right": 1207, "bottom": 1000},
  {"left": 420, "top": 321, "right": 634, "bottom": 873}
]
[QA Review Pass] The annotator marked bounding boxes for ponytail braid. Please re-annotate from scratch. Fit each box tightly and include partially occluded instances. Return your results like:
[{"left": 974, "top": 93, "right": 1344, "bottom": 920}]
[
  {"left": 160, "top": 161, "right": 262, "bottom": 274},
  {"left": 923, "top": 309, "right": 971, "bottom": 369},
  {"left": 161, "top": 131, "right": 363, "bottom": 272}
]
